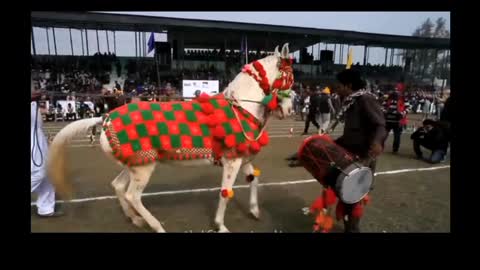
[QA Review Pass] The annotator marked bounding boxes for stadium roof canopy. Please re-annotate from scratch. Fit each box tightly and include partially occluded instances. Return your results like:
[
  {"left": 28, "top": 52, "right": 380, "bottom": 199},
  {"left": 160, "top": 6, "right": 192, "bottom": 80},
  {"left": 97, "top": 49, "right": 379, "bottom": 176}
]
[{"left": 31, "top": 11, "right": 450, "bottom": 51}]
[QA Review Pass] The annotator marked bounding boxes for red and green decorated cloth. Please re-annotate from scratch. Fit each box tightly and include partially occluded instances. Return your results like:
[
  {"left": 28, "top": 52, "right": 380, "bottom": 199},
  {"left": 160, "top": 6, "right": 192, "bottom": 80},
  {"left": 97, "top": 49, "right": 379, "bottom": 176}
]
[{"left": 102, "top": 93, "right": 270, "bottom": 166}]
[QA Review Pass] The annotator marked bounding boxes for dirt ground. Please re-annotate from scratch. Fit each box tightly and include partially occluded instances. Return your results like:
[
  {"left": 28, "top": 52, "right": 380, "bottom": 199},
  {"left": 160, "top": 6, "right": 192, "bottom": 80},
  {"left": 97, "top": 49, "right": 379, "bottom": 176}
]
[{"left": 31, "top": 115, "right": 450, "bottom": 233}]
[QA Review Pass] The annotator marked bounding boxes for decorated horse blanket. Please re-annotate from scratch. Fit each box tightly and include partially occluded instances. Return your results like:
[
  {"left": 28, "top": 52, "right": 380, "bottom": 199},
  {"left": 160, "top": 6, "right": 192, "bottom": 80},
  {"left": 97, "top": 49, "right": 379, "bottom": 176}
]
[{"left": 102, "top": 93, "right": 270, "bottom": 166}]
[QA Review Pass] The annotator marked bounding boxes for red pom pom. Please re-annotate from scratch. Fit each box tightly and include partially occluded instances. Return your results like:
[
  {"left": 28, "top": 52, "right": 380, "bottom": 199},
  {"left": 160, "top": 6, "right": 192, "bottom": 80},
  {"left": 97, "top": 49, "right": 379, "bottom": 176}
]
[
  {"left": 260, "top": 81, "right": 270, "bottom": 91},
  {"left": 352, "top": 203, "right": 364, "bottom": 218},
  {"left": 258, "top": 132, "right": 269, "bottom": 146},
  {"left": 267, "top": 94, "right": 278, "bottom": 110},
  {"left": 213, "top": 126, "right": 226, "bottom": 139},
  {"left": 256, "top": 66, "right": 266, "bottom": 77},
  {"left": 207, "top": 114, "right": 218, "bottom": 127},
  {"left": 273, "top": 79, "right": 283, "bottom": 90},
  {"left": 253, "top": 62, "right": 266, "bottom": 77},
  {"left": 237, "top": 143, "right": 248, "bottom": 153},
  {"left": 249, "top": 141, "right": 261, "bottom": 153},
  {"left": 310, "top": 196, "right": 324, "bottom": 213},
  {"left": 324, "top": 188, "right": 337, "bottom": 206},
  {"left": 201, "top": 103, "right": 215, "bottom": 115},
  {"left": 336, "top": 202, "right": 345, "bottom": 221},
  {"left": 221, "top": 189, "right": 229, "bottom": 198},
  {"left": 224, "top": 135, "right": 236, "bottom": 148},
  {"left": 323, "top": 216, "right": 334, "bottom": 231},
  {"left": 197, "top": 93, "right": 210, "bottom": 103},
  {"left": 363, "top": 194, "right": 371, "bottom": 205},
  {"left": 214, "top": 150, "right": 223, "bottom": 159},
  {"left": 212, "top": 141, "right": 224, "bottom": 158}
]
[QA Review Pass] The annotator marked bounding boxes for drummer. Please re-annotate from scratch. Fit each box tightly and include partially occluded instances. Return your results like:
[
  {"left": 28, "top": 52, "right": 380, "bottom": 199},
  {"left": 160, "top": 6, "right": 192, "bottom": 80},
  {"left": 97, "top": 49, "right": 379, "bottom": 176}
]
[
  {"left": 287, "top": 69, "right": 387, "bottom": 232},
  {"left": 327, "top": 69, "right": 387, "bottom": 232}
]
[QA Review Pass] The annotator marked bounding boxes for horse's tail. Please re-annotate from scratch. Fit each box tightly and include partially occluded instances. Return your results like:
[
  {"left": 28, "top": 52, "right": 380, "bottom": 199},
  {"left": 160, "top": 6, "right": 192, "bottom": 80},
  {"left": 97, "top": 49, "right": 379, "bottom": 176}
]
[{"left": 47, "top": 117, "right": 104, "bottom": 199}]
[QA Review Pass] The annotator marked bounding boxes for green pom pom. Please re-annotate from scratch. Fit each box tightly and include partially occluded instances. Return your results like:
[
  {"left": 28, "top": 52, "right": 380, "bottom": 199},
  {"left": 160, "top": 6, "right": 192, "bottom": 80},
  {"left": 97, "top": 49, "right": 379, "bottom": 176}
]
[
  {"left": 262, "top": 94, "right": 273, "bottom": 105},
  {"left": 278, "top": 90, "right": 291, "bottom": 100}
]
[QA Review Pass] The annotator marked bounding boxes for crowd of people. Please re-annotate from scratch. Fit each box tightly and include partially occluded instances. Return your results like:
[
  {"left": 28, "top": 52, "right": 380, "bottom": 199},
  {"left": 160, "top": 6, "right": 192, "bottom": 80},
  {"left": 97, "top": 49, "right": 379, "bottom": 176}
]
[
  {"left": 356, "top": 63, "right": 404, "bottom": 77},
  {"left": 289, "top": 80, "right": 451, "bottom": 165},
  {"left": 184, "top": 49, "right": 280, "bottom": 63}
]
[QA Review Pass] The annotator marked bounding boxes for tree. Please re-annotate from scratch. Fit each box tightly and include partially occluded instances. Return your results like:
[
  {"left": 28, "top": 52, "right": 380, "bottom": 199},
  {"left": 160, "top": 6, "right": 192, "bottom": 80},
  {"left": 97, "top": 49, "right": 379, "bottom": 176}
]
[{"left": 405, "top": 17, "right": 450, "bottom": 82}]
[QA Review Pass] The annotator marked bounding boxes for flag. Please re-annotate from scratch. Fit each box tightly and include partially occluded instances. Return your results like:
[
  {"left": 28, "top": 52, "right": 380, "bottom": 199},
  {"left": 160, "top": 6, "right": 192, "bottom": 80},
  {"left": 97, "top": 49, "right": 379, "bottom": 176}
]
[
  {"left": 346, "top": 48, "right": 353, "bottom": 69},
  {"left": 147, "top": 32, "right": 155, "bottom": 54}
]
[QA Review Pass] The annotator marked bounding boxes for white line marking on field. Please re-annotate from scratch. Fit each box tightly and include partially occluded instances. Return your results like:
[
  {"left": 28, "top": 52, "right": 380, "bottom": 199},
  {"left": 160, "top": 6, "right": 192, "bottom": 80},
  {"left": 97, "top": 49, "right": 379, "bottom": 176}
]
[{"left": 31, "top": 165, "right": 449, "bottom": 206}]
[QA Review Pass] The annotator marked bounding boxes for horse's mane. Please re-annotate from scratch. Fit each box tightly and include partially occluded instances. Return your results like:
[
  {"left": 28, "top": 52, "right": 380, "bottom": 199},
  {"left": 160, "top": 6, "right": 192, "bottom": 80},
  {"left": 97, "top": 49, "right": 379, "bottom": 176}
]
[{"left": 223, "top": 55, "right": 278, "bottom": 99}]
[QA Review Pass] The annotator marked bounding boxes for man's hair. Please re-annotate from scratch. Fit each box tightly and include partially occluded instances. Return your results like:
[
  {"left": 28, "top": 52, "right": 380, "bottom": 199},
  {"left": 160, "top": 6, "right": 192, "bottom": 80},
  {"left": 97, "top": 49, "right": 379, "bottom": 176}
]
[{"left": 336, "top": 69, "right": 366, "bottom": 91}]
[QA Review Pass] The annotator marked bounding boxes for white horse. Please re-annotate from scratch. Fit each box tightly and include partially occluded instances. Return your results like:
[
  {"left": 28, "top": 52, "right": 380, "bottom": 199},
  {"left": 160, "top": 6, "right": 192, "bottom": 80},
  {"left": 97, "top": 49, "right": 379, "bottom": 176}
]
[{"left": 47, "top": 44, "right": 294, "bottom": 232}]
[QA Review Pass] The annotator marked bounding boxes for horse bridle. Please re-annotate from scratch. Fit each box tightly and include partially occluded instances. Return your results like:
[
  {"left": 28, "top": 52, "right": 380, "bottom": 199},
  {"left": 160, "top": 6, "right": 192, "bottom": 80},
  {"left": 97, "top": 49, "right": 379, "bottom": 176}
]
[{"left": 232, "top": 57, "right": 294, "bottom": 114}]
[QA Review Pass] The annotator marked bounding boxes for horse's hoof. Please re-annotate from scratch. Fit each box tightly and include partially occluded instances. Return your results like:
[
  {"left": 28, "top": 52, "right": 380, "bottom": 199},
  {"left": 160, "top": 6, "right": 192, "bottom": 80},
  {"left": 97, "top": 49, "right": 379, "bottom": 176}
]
[
  {"left": 250, "top": 206, "right": 260, "bottom": 220},
  {"left": 217, "top": 225, "right": 230, "bottom": 233},
  {"left": 131, "top": 216, "right": 147, "bottom": 228}
]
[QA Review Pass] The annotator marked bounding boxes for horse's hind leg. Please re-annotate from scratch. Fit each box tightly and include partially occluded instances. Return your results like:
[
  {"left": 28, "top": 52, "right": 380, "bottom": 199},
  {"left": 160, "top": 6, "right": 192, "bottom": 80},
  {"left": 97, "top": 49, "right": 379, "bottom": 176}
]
[
  {"left": 241, "top": 162, "right": 260, "bottom": 219},
  {"left": 125, "top": 163, "right": 165, "bottom": 233},
  {"left": 111, "top": 168, "right": 146, "bottom": 228}
]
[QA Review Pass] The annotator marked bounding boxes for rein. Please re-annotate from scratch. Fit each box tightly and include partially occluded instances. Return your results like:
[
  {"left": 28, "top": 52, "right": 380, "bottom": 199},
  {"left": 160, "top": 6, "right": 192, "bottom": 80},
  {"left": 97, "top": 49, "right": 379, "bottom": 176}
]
[
  {"left": 209, "top": 58, "right": 293, "bottom": 143},
  {"left": 231, "top": 99, "right": 271, "bottom": 142}
]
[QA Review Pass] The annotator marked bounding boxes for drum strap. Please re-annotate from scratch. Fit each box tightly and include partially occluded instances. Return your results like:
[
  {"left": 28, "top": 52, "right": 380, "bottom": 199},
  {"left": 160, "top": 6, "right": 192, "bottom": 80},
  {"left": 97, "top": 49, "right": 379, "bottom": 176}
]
[{"left": 326, "top": 89, "right": 378, "bottom": 133}]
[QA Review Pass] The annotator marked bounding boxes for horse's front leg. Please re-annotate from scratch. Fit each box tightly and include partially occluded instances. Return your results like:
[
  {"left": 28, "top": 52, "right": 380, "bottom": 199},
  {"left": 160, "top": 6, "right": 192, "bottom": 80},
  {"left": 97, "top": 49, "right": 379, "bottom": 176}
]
[
  {"left": 214, "top": 157, "right": 242, "bottom": 233},
  {"left": 241, "top": 162, "right": 260, "bottom": 219}
]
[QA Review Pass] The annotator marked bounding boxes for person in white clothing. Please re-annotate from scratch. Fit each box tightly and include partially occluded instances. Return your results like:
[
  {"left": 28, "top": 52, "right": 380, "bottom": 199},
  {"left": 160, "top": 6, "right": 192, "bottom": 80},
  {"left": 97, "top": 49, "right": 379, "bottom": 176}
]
[
  {"left": 31, "top": 91, "right": 63, "bottom": 217},
  {"left": 316, "top": 87, "right": 336, "bottom": 134}
]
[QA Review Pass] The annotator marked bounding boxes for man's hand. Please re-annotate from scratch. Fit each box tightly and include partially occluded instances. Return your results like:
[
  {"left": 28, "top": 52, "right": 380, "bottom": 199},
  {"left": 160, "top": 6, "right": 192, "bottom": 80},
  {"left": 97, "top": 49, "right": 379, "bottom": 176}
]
[{"left": 369, "top": 143, "right": 383, "bottom": 158}]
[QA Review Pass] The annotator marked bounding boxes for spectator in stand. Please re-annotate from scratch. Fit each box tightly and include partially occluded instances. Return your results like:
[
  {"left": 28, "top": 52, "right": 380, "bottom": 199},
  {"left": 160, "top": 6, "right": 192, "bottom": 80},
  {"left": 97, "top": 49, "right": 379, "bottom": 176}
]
[
  {"left": 55, "top": 103, "right": 64, "bottom": 121},
  {"left": 66, "top": 103, "right": 76, "bottom": 121}
]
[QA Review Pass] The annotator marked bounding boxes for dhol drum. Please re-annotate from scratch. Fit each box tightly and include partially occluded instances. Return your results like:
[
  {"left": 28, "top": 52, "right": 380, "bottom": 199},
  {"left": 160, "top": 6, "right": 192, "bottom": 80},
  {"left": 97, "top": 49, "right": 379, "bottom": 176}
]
[{"left": 297, "top": 134, "right": 373, "bottom": 204}]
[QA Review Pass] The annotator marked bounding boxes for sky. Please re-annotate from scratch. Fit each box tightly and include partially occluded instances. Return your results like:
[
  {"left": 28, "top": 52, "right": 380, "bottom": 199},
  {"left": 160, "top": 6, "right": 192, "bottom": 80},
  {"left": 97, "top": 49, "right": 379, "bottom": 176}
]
[{"left": 31, "top": 12, "right": 450, "bottom": 65}]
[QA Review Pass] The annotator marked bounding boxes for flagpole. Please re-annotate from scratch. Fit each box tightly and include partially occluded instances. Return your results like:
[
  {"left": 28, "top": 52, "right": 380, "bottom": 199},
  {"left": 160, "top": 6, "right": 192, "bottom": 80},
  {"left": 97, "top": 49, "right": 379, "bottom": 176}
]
[
  {"left": 149, "top": 33, "right": 161, "bottom": 88},
  {"left": 156, "top": 53, "right": 160, "bottom": 88},
  {"left": 246, "top": 36, "right": 248, "bottom": 64},
  {"left": 147, "top": 32, "right": 159, "bottom": 88}
]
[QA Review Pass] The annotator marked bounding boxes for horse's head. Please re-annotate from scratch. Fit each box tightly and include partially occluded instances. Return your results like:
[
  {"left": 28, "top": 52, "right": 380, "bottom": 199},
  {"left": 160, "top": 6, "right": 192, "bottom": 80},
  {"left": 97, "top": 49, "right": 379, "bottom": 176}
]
[
  {"left": 226, "top": 43, "right": 294, "bottom": 121},
  {"left": 268, "top": 44, "right": 295, "bottom": 119}
]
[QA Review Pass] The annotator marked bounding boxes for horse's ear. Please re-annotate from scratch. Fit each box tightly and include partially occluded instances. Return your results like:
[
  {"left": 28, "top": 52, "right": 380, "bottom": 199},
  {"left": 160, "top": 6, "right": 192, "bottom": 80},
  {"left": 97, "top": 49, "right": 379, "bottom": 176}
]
[
  {"left": 274, "top": 46, "right": 280, "bottom": 58},
  {"left": 281, "top": 43, "right": 290, "bottom": 58}
]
